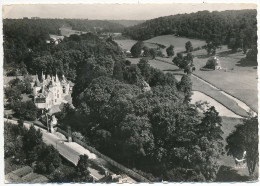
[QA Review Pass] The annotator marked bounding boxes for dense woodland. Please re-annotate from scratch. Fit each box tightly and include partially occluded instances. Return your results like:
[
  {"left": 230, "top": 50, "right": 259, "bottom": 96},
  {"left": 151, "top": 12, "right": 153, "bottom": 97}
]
[
  {"left": 43, "top": 34, "right": 224, "bottom": 181},
  {"left": 123, "top": 10, "right": 257, "bottom": 51},
  {"left": 3, "top": 10, "right": 258, "bottom": 181},
  {"left": 3, "top": 18, "right": 124, "bottom": 73}
]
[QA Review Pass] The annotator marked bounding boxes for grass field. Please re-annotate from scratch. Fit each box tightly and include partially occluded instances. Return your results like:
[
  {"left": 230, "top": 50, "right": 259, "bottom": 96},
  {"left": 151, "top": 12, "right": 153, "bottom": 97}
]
[
  {"left": 125, "top": 56, "right": 251, "bottom": 117},
  {"left": 116, "top": 35, "right": 205, "bottom": 54},
  {"left": 145, "top": 35, "right": 206, "bottom": 54},
  {"left": 190, "top": 75, "right": 248, "bottom": 117},
  {"left": 192, "top": 46, "right": 258, "bottom": 112},
  {"left": 216, "top": 116, "right": 258, "bottom": 182},
  {"left": 115, "top": 39, "right": 137, "bottom": 51},
  {"left": 115, "top": 39, "right": 159, "bottom": 51},
  {"left": 117, "top": 35, "right": 257, "bottom": 114}
]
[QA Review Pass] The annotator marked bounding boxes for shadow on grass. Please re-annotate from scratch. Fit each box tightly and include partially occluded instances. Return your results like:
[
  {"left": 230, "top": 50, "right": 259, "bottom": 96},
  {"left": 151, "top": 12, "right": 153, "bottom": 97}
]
[
  {"left": 236, "top": 58, "right": 258, "bottom": 67},
  {"left": 196, "top": 54, "right": 210, "bottom": 59},
  {"left": 215, "top": 165, "right": 250, "bottom": 182},
  {"left": 163, "top": 69, "right": 182, "bottom": 72},
  {"left": 217, "top": 50, "right": 234, "bottom": 57}
]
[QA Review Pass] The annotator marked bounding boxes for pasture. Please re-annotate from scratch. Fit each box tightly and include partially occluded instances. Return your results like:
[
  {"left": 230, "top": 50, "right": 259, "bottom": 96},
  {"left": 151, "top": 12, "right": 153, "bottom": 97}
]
[
  {"left": 215, "top": 117, "right": 257, "bottom": 182},
  {"left": 145, "top": 35, "right": 206, "bottom": 54},
  {"left": 126, "top": 56, "right": 249, "bottom": 117},
  {"left": 115, "top": 39, "right": 159, "bottom": 51},
  {"left": 115, "top": 39, "right": 137, "bottom": 51},
  {"left": 115, "top": 35, "right": 206, "bottom": 54},
  {"left": 192, "top": 46, "right": 258, "bottom": 112},
  {"left": 116, "top": 35, "right": 257, "bottom": 114}
]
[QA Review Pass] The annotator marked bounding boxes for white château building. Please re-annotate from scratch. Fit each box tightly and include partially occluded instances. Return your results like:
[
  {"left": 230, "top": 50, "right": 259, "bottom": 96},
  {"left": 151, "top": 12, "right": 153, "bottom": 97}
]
[{"left": 33, "top": 72, "right": 70, "bottom": 109}]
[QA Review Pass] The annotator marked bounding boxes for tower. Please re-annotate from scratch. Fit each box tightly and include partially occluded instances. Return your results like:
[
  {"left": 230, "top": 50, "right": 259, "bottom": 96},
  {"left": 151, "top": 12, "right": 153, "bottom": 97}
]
[
  {"left": 55, "top": 72, "right": 59, "bottom": 83},
  {"left": 42, "top": 71, "right": 45, "bottom": 81}
]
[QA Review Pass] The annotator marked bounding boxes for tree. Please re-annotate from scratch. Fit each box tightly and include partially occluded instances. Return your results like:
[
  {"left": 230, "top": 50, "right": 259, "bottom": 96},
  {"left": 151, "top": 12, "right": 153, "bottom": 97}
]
[
  {"left": 226, "top": 116, "right": 258, "bottom": 176},
  {"left": 228, "top": 38, "right": 241, "bottom": 52},
  {"left": 137, "top": 58, "right": 151, "bottom": 81},
  {"left": 124, "top": 64, "right": 143, "bottom": 85},
  {"left": 76, "top": 154, "right": 92, "bottom": 182},
  {"left": 118, "top": 114, "right": 154, "bottom": 166},
  {"left": 142, "top": 46, "right": 151, "bottom": 57},
  {"left": 13, "top": 100, "right": 38, "bottom": 120},
  {"left": 113, "top": 60, "right": 124, "bottom": 81},
  {"left": 172, "top": 53, "right": 184, "bottom": 69},
  {"left": 166, "top": 45, "right": 175, "bottom": 57},
  {"left": 185, "top": 52, "right": 193, "bottom": 63},
  {"left": 149, "top": 48, "right": 157, "bottom": 59},
  {"left": 130, "top": 41, "right": 144, "bottom": 58},
  {"left": 23, "top": 75, "right": 33, "bottom": 94},
  {"left": 185, "top": 41, "right": 193, "bottom": 53},
  {"left": 18, "top": 117, "right": 24, "bottom": 128},
  {"left": 22, "top": 125, "right": 43, "bottom": 152},
  {"left": 5, "top": 86, "right": 22, "bottom": 103},
  {"left": 177, "top": 75, "right": 192, "bottom": 103},
  {"left": 246, "top": 45, "right": 257, "bottom": 62}
]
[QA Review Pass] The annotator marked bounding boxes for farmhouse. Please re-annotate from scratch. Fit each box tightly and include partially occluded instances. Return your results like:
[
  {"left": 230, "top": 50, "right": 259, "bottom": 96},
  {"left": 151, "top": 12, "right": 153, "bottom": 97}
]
[{"left": 33, "top": 72, "right": 71, "bottom": 110}]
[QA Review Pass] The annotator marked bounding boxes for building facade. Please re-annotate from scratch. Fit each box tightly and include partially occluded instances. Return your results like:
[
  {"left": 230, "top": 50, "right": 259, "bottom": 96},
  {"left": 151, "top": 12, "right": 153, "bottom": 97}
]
[{"left": 33, "top": 72, "right": 70, "bottom": 109}]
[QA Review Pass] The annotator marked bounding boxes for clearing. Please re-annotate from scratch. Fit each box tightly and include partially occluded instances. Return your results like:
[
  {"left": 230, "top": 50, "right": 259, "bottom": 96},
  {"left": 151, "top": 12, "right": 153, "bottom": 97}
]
[
  {"left": 145, "top": 35, "right": 206, "bottom": 54},
  {"left": 115, "top": 35, "right": 205, "bottom": 54}
]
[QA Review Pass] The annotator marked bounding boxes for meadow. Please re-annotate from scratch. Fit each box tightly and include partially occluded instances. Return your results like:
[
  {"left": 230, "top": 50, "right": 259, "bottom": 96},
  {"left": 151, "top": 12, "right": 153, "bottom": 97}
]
[
  {"left": 126, "top": 56, "right": 249, "bottom": 117},
  {"left": 116, "top": 35, "right": 205, "bottom": 54},
  {"left": 215, "top": 116, "right": 257, "bottom": 181},
  {"left": 145, "top": 35, "right": 206, "bottom": 54},
  {"left": 192, "top": 46, "right": 258, "bottom": 112},
  {"left": 115, "top": 36, "right": 257, "bottom": 115}
]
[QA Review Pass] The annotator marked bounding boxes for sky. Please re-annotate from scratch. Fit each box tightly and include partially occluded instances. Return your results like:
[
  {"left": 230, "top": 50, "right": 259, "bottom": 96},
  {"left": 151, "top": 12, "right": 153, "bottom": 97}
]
[{"left": 2, "top": 3, "right": 257, "bottom": 20}]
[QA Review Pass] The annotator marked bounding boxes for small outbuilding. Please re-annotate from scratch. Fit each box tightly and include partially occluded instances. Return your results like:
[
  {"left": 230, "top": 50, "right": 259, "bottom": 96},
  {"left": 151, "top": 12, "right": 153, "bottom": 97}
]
[{"left": 205, "top": 56, "right": 221, "bottom": 70}]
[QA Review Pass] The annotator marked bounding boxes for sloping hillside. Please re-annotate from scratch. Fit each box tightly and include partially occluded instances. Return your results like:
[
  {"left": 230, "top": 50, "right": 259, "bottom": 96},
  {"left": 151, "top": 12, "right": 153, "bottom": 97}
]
[{"left": 123, "top": 9, "right": 257, "bottom": 49}]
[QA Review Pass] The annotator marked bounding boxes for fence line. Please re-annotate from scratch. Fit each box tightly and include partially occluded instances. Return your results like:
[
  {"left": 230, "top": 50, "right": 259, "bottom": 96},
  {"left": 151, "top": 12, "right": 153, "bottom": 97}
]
[{"left": 56, "top": 127, "right": 150, "bottom": 182}]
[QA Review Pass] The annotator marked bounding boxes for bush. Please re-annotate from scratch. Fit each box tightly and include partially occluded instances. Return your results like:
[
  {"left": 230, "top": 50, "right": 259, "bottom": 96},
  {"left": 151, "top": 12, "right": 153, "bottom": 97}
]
[
  {"left": 72, "top": 131, "right": 84, "bottom": 141},
  {"left": 48, "top": 163, "right": 55, "bottom": 173},
  {"left": 130, "top": 41, "right": 144, "bottom": 58},
  {"left": 12, "top": 100, "right": 38, "bottom": 121},
  {"left": 246, "top": 46, "right": 257, "bottom": 62},
  {"left": 4, "top": 142, "right": 16, "bottom": 158},
  {"left": 35, "top": 161, "right": 47, "bottom": 173},
  {"left": 52, "top": 170, "right": 65, "bottom": 182}
]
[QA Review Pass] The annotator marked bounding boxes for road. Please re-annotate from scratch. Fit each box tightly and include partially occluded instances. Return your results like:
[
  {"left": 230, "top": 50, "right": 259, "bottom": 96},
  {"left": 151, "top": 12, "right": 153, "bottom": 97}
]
[{"left": 4, "top": 118, "right": 104, "bottom": 180}]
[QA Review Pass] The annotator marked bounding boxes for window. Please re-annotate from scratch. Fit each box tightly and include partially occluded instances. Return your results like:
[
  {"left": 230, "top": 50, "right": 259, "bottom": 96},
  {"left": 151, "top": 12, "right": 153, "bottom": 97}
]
[
  {"left": 57, "top": 94, "right": 59, "bottom": 98},
  {"left": 55, "top": 99, "right": 57, "bottom": 102}
]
